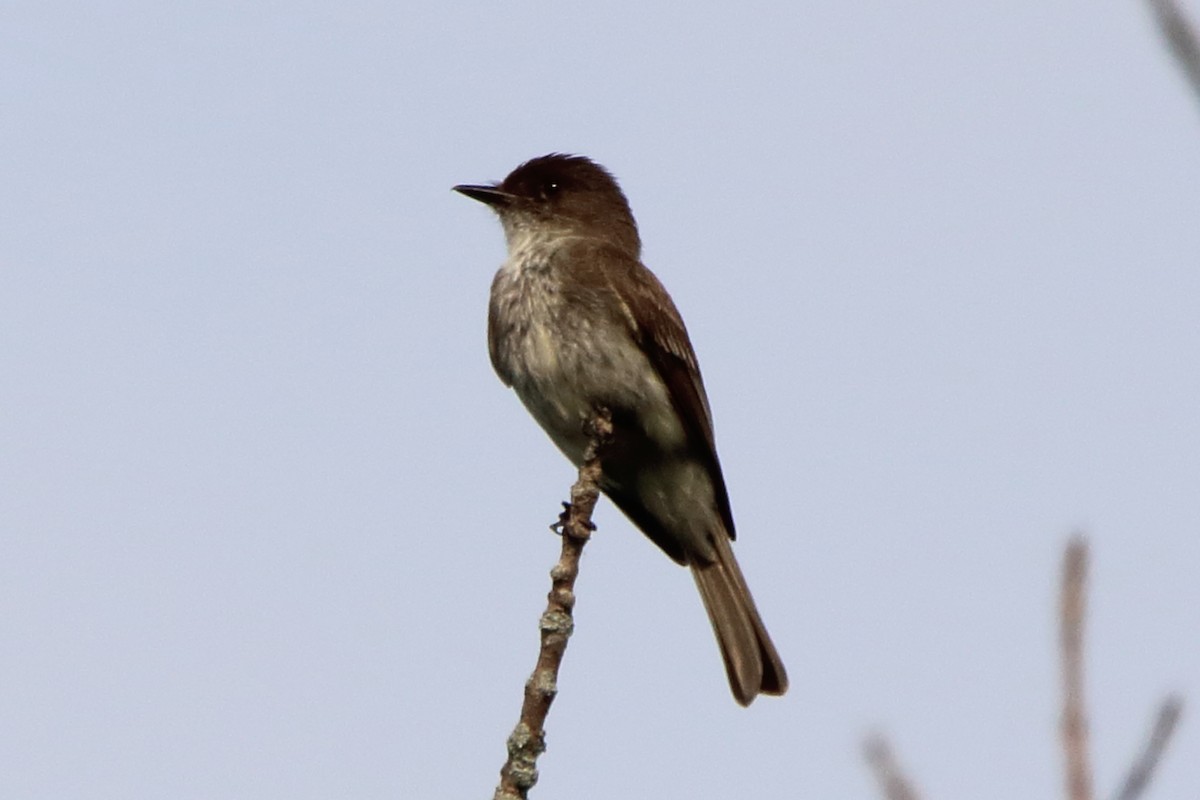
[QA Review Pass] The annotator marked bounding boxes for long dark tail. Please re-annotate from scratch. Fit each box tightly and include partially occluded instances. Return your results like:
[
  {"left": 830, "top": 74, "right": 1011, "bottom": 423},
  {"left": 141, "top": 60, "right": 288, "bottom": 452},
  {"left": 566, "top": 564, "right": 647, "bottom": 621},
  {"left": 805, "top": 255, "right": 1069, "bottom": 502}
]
[{"left": 690, "top": 533, "right": 788, "bottom": 706}]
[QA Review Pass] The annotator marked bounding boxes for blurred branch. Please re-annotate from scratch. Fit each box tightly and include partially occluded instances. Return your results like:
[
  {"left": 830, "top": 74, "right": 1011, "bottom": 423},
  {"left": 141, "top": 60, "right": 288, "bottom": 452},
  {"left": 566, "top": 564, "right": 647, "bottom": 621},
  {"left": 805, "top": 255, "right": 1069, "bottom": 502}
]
[
  {"left": 1060, "top": 535, "right": 1094, "bottom": 800},
  {"left": 1146, "top": 0, "right": 1200, "bottom": 103},
  {"left": 493, "top": 409, "right": 612, "bottom": 800},
  {"left": 866, "top": 536, "right": 1184, "bottom": 800},
  {"left": 1111, "top": 695, "right": 1185, "bottom": 800},
  {"left": 864, "top": 734, "right": 922, "bottom": 800}
]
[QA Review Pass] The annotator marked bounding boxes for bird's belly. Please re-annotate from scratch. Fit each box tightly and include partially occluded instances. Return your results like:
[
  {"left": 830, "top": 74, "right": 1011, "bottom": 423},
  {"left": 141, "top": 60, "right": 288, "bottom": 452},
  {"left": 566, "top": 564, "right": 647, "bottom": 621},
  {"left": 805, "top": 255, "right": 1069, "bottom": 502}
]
[{"left": 506, "top": 314, "right": 683, "bottom": 466}]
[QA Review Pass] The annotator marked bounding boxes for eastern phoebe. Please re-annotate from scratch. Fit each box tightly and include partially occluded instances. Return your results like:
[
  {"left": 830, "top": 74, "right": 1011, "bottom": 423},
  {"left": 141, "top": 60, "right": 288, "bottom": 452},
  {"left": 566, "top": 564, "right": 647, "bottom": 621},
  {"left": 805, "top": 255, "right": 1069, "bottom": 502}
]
[{"left": 454, "top": 154, "right": 787, "bottom": 706}]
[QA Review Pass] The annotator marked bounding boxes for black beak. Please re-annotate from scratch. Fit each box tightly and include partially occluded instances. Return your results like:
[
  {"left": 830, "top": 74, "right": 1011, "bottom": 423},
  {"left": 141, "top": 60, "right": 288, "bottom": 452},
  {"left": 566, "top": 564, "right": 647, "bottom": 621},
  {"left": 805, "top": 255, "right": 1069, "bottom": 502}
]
[{"left": 452, "top": 184, "right": 514, "bottom": 208}]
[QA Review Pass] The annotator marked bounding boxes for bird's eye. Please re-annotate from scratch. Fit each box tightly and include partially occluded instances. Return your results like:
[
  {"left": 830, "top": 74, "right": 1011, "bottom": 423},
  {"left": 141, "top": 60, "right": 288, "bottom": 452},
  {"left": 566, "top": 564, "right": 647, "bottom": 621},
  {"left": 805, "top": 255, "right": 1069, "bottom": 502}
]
[{"left": 541, "top": 181, "right": 560, "bottom": 199}]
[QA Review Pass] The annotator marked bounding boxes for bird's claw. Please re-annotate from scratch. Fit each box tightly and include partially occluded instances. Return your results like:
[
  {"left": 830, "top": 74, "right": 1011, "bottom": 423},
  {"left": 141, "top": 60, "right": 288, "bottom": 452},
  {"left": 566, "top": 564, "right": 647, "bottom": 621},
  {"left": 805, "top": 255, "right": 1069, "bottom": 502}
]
[{"left": 550, "top": 501, "right": 596, "bottom": 534}]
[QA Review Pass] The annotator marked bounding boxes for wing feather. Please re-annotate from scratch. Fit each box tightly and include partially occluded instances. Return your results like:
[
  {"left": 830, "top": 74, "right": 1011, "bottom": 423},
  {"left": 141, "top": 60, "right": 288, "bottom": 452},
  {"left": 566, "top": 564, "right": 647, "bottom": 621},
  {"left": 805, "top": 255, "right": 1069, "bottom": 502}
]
[{"left": 570, "top": 242, "right": 738, "bottom": 542}]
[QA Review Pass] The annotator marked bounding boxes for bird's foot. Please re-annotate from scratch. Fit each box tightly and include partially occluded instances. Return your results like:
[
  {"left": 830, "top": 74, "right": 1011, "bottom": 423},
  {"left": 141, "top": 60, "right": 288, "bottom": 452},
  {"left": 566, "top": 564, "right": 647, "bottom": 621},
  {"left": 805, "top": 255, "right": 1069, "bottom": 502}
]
[{"left": 550, "top": 501, "right": 596, "bottom": 534}]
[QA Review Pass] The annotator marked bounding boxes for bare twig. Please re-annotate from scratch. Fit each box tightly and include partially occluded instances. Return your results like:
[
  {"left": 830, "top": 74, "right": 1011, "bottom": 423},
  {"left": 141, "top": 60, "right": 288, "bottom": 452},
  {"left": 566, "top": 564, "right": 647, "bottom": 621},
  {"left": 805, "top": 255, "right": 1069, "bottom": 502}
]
[
  {"left": 1060, "top": 535, "right": 1093, "bottom": 800},
  {"left": 1146, "top": 0, "right": 1200, "bottom": 103},
  {"left": 864, "top": 538, "right": 1183, "bottom": 800},
  {"left": 863, "top": 734, "right": 922, "bottom": 800},
  {"left": 1111, "top": 695, "right": 1185, "bottom": 800},
  {"left": 493, "top": 409, "right": 612, "bottom": 800}
]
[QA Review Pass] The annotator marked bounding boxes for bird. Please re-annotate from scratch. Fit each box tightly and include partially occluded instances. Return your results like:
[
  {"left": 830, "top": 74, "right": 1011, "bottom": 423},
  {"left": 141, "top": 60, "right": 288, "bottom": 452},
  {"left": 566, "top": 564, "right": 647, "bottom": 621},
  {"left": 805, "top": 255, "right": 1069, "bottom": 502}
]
[{"left": 453, "top": 154, "right": 787, "bottom": 705}]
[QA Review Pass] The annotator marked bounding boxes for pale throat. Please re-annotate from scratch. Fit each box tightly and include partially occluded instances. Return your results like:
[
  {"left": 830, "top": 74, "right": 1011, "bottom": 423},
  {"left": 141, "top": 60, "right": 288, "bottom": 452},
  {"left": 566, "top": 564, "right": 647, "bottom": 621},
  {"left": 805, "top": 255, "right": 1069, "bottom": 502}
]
[{"left": 499, "top": 214, "right": 585, "bottom": 261}]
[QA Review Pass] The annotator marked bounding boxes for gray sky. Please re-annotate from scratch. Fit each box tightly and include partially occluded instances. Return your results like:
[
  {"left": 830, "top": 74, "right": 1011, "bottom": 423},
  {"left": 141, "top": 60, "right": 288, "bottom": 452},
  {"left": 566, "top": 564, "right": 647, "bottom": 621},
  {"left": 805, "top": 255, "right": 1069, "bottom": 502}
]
[{"left": 3, "top": 2, "right": 1198, "bottom": 798}]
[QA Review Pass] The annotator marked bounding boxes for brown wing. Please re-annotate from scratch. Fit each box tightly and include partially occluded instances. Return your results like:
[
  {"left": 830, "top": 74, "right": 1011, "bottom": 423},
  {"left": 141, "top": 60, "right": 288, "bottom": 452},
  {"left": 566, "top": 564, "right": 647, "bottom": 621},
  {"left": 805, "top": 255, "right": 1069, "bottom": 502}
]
[{"left": 573, "top": 241, "right": 738, "bottom": 543}]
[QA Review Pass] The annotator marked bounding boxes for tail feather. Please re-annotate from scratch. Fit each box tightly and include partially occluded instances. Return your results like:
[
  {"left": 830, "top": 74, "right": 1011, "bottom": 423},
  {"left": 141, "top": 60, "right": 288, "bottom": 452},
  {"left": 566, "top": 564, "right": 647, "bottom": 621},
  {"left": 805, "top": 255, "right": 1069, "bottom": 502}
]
[{"left": 690, "top": 534, "right": 788, "bottom": 705}]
